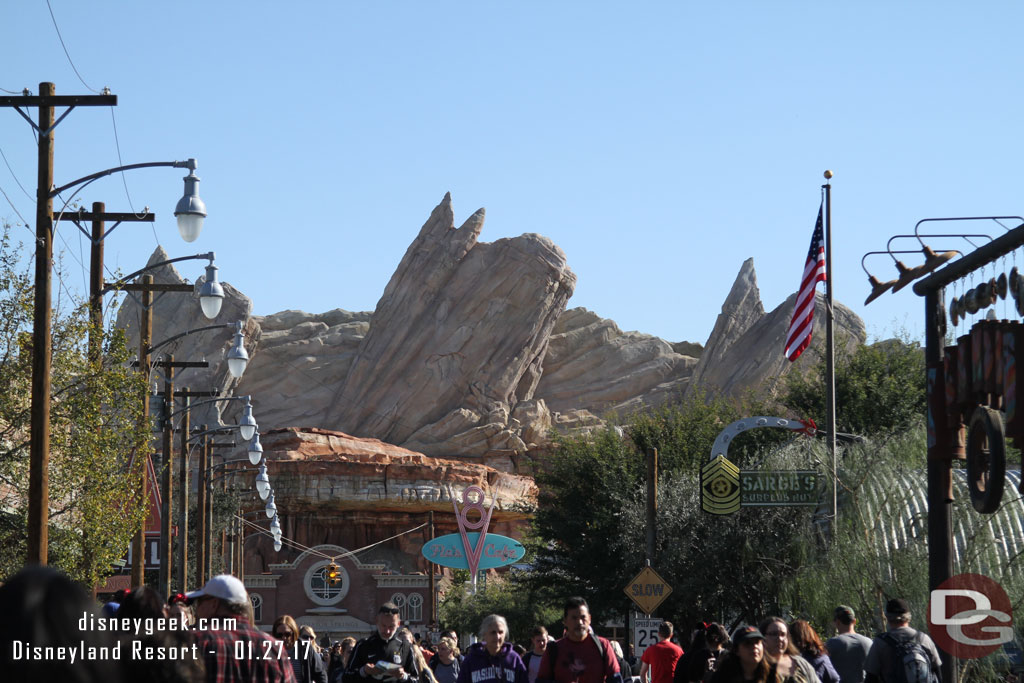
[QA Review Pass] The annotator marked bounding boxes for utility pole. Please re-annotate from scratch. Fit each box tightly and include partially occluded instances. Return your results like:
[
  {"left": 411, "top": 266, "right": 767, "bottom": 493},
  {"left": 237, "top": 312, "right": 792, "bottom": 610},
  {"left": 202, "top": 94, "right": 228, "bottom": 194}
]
[
  {"left": 177, "top": 394, "right": 190, "bottom": 592},
  {"left": 196, "top": 425, "right": 208, "bottom": 586},
  {"left": 159, "top": 357, "right": 175, "bottom": 596},
  {"left": 0, "top": 84, "right": 117, "bottom": 565},
  {"left": 131, "top": 275, "right": 154, "bottom": 586},
  {"left": 646, "top": 448, "right": 658, "bottom": 563}
]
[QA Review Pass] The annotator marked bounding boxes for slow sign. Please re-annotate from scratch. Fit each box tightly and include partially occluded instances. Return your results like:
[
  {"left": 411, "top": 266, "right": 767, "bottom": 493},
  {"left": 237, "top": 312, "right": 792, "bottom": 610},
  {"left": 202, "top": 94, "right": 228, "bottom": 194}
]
[{"left": 624, "top": 566, "right": 672, "bottom": 615}]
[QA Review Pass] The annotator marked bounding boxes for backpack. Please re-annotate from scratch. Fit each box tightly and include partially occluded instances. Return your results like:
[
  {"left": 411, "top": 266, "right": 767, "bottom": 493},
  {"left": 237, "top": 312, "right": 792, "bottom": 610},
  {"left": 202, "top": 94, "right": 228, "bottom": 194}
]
[
  {"left": 880, "top": 632, "right": 938, "bottom": 683},
  {"left": 543, "top": 633, "right": 622, "bottom": 683}
]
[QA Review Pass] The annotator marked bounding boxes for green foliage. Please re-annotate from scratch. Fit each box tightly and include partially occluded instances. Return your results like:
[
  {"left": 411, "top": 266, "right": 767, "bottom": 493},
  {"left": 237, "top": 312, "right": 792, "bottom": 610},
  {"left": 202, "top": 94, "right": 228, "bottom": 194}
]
[
  {"left": 0, "top": 224, "right": 150, "bottom": 588},
  {"left": 784, "top": 336, "right": 925, "bottom": 437},
  {"left": 438, "top": 572, "right": 561, "bottom": 644}
]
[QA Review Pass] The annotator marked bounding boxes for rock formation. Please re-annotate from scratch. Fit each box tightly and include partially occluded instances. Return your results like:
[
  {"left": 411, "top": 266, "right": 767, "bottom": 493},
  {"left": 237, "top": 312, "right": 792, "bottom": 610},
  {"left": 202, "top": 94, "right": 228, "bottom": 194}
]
[
  {"left": 227, "top": 427, "right": 535, "bottom": 574},
  {"left": 687, "top": 261, "right": 866, "bottom": 400},
  {"left": 322, "top": 194, "right": 576, "bottom": 467},
  {"left": 116, "top": 194, "right": 868, "bottom": 462}
]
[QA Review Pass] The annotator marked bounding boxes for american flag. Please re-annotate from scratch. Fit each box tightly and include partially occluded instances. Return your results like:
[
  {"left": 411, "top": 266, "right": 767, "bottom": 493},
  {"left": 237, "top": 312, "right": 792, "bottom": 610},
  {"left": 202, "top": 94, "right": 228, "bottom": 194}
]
[{"left": 784, "top": 204, "right": 826, "bottom": 362}]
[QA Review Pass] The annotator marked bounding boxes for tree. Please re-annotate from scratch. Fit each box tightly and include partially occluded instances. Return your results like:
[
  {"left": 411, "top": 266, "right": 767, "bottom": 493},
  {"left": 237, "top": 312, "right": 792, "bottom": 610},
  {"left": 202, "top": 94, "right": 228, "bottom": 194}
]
[
  {"left": 783, "top": 336, "right": 925, "bottom": 437},
  {"left": 0, "top": 224, "right": 150, "bottom": 587},
  {"left": 438, "top": 571, "right": 561, "bottom": 643}
]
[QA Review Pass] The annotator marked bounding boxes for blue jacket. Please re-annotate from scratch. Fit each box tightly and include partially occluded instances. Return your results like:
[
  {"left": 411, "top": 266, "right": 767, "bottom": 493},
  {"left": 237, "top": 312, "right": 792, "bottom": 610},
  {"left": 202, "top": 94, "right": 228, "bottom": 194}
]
[{"left": 455, "top": 643, "right": 529, "bottom": 683}]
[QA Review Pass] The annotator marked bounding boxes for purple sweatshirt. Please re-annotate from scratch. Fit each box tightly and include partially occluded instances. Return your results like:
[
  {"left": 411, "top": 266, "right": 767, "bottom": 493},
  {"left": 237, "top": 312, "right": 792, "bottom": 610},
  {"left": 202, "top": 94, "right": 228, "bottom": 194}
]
[{"left": 455, "top": 643, "right": 529, "bottom": 683}]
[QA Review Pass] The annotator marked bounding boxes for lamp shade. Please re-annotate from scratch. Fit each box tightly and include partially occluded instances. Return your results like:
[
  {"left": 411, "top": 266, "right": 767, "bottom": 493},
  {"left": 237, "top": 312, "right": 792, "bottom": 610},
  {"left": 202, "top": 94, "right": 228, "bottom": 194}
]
[
  {"left": 265, "top": 494, "right": 277, "bottom": 519},
  {"left": 226, "top": 327, "right": 249, "bottom": 379},
  {"left": 273, "top": 538, "right": 282, "bottom": 552},
  {"left": 198, "top": 264, "right": 224, "bottom": 319},
  {"left": 270, "top": 515, "right": 281, "bottom": 535},
  {"left": 247, "top": 433, "right": 263, "bottom": 465},
  {"left": 239, "top": 401, "right": 257, "bottom": 441},
  {"left": 255, "top": 463, "right": 270, "bottom": 500},
  {"left": 174, "top": 170, "right": 206, "bottom": 242}
]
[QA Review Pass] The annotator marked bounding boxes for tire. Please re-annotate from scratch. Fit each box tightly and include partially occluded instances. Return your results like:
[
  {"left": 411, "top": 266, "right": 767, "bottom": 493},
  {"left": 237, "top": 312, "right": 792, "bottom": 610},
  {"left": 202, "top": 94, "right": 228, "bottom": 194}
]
[{"left": 966, "top": 406, "right": 1006, "bottom": 514}]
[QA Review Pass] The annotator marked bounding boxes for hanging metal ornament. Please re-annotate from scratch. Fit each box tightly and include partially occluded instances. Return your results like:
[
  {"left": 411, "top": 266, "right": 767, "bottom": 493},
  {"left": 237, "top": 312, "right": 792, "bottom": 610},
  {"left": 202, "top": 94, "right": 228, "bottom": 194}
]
[
  {"left": 965, "top": 287, "right": 981, "bottom": 315},
  {"left": 997, "top": 273, "right": 1008, "bottom": 300},
  {"left": 950, "top": 295, "right": 960, "bottom": 327},
  {"left": 1011, "top": 267, "right": 1021, "bottom": 301}
]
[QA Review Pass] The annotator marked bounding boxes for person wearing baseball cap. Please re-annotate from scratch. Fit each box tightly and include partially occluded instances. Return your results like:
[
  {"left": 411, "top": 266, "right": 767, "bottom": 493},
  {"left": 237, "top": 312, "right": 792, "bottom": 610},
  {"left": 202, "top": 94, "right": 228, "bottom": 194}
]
[
  {"left": 863, "top": 598, "right": 941, "bottom": 683},
  {"left": 825, "top": 605, "right": 872, "bottom": 683},
  {"left": 707, "top": 626, "right": 774, "bottom": 683},
  {"left": 190, "top": 574, "right": 297, "bottom": 682}
]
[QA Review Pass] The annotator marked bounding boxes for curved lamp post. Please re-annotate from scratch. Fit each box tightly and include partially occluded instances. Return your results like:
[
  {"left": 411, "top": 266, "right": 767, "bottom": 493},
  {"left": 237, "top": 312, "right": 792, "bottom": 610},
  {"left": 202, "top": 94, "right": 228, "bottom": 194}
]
[
  {"left": 147, "top": 321, "right": 249, "bottom": 379},
  {"left": 104, "top": 251, "right": 226, "bottom": 320},
  {"left": 1, "top": 81, "right": 211, "bottom": 565}
]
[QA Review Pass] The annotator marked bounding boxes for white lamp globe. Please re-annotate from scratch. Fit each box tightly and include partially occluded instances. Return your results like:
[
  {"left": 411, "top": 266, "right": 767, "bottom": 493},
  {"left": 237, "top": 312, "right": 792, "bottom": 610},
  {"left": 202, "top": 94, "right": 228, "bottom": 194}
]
[
  {"left": 247, "top": 432, "right": 263, "bottom": 465},
  {"left": 198, "top": 263, "right": 224, "bottom": 319},
  {"left": 239, "top": 401, "right": 257, "bottom": 441},
  {"left": 226, "top": 327, "right": 249, "bottom": 378},
  {"left": 265, "top": 492, "right": 277, "bottom": 519},
  {"left": 273, "top": 538, "right": 282, "bottom": 552},
  {"left": 174, "top": 169, "right": 206, "bottom": 242},
  {"left": 255, "top": 463, "right": 270, "bottom": 500}
]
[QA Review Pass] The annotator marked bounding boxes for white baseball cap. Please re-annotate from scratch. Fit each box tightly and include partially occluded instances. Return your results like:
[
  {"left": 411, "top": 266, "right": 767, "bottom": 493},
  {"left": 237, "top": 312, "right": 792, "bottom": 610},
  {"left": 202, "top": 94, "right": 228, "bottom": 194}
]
[{"left": 186, "top": 574, "right": 248, "bottom": 603}]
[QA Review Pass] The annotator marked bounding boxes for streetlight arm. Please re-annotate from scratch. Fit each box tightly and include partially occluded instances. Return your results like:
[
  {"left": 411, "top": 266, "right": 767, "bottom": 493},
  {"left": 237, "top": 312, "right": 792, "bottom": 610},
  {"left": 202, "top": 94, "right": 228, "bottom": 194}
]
[
  {"left": 101, "top": 252, "right": 215, "bottom": 294},
  {"left": 168, "top": 395, "right": 250, "bottom": 422},
  {"left": 147, "top": 320, "right": 240, "bottom": 356},
  {"left": 50, "top": 159, "right": 196, "bottom": 198}
]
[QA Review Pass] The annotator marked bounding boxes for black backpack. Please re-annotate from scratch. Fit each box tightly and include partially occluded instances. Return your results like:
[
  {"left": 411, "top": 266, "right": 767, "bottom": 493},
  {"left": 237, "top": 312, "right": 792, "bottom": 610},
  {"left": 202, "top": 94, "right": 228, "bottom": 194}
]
[{"left": 879, "top": 632, "right": 938, "bottom": 683}]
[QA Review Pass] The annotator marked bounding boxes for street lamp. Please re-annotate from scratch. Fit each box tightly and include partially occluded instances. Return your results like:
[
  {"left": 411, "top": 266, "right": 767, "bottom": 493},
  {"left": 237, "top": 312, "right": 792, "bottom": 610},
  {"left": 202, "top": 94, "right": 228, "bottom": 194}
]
[
  {"left": 239, "top": 398, "right": 258, "bottom": 441},
  {"left": 0, "top": 82, "right": 212, "bottom": 565},
  {"left": 198, "top": 262, "right": 225, "bottom": 319},
  {"left": 174, "top": 167, "right": 207, "bottom": 242},
  {"left": 255, "top": 462, "right": 271, "bottom": 500},
  {"left": 265, "top": 491, "right": 277, "bottom": 519},
  {"left": 146, "top": 321, "right": 249, "bottom": 379},
  {"left": 226, "top": 324, "right": 249, "bottom": 378},
  {"left": 247, "top": 431, "right": 264, "bottom": 465}
]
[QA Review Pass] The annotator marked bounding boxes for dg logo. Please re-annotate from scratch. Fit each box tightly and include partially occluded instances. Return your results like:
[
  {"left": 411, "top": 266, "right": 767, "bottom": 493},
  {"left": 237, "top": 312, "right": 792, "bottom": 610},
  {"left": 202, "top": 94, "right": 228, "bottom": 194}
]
[
  {"left": 928, "top": 573, "right": 1014, "bottom": 659},
  {"left": 701, "top": 455, "right": 740, "bottom": 515}
]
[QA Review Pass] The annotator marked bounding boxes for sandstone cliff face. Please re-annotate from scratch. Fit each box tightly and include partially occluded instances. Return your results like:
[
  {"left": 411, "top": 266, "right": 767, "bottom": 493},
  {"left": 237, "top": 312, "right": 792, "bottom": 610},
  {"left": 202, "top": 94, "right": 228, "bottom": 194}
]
[
  {"left": 322, "top": 193, "right": 576, "bottom": 464},
  {"left": 117, "top": 195, "right": 868, "bottom": 461},
  {"left": 534, "top": 308, "right": 698, "bottom": 424}
]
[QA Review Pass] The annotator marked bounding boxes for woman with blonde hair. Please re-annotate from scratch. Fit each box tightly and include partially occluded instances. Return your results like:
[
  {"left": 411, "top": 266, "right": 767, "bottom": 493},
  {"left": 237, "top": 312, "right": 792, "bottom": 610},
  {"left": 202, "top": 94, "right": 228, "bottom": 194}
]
[{"left": 430, "top": 636, "right": 462, "bottom": 683}]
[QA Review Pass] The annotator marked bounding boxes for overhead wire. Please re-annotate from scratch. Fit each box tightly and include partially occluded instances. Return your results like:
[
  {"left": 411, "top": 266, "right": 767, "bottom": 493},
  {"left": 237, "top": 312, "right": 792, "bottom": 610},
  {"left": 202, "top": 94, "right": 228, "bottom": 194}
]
[
  {"left": 45, "top": 0, "right": 100, "bottom": 94},
  {"left": 0, "top": 144, "right": 34, "bottom": 202},
  {"left": 237, "top": 515, "right": 429, "bottom": 564}
]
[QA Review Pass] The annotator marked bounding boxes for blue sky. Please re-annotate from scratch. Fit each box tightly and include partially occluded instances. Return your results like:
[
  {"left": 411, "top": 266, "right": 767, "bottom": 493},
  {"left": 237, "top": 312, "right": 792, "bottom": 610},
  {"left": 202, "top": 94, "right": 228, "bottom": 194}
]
[{"left": 3, "top": 2, "right": 1024, "bottom": 347}]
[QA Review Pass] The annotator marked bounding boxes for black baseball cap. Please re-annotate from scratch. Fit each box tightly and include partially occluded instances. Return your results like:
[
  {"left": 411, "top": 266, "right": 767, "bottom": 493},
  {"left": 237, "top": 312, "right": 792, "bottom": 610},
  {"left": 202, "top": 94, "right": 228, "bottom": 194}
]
[
  {"left": 732, "top": 625, "right": 764, "bottom": 647},
  {"left": 885, "top": 598, "right": 911, "bottom": 617}
]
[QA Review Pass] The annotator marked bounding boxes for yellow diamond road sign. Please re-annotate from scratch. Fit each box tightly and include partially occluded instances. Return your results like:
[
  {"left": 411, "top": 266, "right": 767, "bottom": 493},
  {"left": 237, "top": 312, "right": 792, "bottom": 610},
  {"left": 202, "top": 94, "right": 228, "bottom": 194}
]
[{"left": 625, "top": 566, "right": 672, "bottom": 615}]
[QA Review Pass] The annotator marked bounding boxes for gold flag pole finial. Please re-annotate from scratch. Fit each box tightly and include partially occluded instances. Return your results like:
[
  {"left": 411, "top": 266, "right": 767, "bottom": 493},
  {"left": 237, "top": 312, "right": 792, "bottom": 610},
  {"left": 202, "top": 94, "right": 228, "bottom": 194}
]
[{"left": 824, "top": 169, "right": 833, "bottom": 181}]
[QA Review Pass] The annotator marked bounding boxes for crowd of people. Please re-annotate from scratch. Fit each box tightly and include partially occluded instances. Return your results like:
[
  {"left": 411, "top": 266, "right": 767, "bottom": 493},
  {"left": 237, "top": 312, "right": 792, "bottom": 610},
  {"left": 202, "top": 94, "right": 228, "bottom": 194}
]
[{"left": 0, "top": 565, "right": 941, "bottom": 683}]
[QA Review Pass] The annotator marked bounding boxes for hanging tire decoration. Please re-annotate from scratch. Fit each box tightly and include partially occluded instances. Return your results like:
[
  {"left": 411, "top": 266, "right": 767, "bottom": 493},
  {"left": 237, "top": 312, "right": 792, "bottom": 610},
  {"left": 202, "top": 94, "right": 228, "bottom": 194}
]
[{"left": 966, "top": 406, "right": 1006, "bottom": 514}]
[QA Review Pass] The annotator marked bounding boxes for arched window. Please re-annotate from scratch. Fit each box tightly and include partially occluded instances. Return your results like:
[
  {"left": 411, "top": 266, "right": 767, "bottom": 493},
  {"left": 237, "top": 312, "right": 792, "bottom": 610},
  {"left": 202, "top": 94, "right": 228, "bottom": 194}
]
[
  {"left": 305, "top": 561, "right": 349, "bottom": 606},
  {"left": 250, "top": 593, "right": 263, "bottom": 623},
  {"left": 407, "top": 592, "right": 423, "bottom": 622},
  {"left": 390, "top": 592, "right": 408, "bottom": 620}
]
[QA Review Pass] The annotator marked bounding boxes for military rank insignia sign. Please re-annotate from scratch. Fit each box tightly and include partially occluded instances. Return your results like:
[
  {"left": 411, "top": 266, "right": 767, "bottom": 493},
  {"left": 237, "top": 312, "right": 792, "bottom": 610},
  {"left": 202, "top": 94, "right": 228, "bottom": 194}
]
[{"left": 701, "top": 416, "right": 820, "bottom": 515}]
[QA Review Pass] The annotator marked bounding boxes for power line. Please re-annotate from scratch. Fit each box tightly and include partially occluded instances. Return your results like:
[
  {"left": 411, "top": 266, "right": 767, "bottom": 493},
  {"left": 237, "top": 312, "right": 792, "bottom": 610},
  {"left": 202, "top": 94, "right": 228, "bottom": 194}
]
[
  {"left": 0, "top": 183, "right": 31, "bottom": 230},
  {"left": 45, "top": 0, "right": 100, "bottom": 94},
  {"left": 0, "top": 144, "right": 35, "bottom": 202}
]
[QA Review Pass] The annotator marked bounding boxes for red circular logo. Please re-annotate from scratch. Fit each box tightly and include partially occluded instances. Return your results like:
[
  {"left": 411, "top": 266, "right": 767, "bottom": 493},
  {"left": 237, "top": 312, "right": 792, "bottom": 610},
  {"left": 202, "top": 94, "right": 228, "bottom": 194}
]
[{"left": 928, "top": 573, "right": 1014, "bottom": 659}]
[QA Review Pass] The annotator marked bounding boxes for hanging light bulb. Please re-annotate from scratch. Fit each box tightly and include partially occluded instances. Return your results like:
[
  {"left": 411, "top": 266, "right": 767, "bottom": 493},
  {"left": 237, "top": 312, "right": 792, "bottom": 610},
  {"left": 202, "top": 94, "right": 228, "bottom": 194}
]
[
  {"left": 273, "top": 538, "right": 282, "bottom": 552},
  {"left": 265, "top": 491, "right": 277, "bottom": 519}
]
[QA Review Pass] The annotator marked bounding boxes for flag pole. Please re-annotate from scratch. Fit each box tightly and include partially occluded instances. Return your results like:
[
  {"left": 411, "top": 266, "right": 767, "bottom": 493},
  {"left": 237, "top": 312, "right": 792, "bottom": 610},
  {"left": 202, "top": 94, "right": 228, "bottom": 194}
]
[{"left": 823, "top": 170, "right": 837, "bottom": 530}]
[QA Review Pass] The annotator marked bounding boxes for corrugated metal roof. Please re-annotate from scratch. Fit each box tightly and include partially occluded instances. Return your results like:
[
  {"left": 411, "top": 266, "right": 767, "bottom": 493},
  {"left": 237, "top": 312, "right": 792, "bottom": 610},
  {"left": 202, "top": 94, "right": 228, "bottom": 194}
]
[{"left": 854, "top": 467, "right": 1024, "bottom": 582}]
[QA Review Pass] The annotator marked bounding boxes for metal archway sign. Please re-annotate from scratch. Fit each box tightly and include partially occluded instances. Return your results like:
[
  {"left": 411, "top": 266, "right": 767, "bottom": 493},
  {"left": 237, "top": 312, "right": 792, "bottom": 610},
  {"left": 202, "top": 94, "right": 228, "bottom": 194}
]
[{"left": 701, "top": 416, "right": 820, "bottom": 515}]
